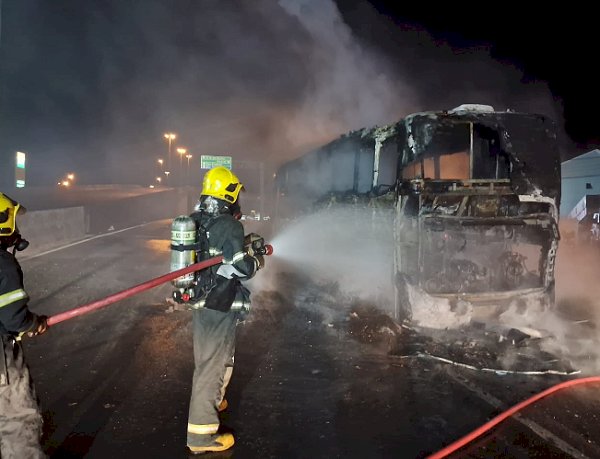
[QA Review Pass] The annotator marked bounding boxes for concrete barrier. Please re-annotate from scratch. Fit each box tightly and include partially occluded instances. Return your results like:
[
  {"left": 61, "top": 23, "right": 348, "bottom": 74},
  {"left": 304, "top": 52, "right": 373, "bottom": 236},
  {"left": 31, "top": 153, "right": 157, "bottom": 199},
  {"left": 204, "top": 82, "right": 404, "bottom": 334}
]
[
  {"left": 84, "top": 188, "right": 192, "bottom": 233},
  {"left": 18, "top": 207, "right": 86, "bottom": 254},
  {"left": 12, "top": 188, "right": 198, "bottom": 256}
]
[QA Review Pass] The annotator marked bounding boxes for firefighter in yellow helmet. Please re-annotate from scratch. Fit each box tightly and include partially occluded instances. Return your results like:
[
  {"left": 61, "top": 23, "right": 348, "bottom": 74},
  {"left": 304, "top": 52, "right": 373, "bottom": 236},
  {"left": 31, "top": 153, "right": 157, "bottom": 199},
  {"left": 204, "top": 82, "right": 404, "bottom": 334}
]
[
  {"left": 185, "top": 167, "right": 264, "bottom": 454},
  {"left": 0, "top": 193, "right": 48, "bottom": 458}
]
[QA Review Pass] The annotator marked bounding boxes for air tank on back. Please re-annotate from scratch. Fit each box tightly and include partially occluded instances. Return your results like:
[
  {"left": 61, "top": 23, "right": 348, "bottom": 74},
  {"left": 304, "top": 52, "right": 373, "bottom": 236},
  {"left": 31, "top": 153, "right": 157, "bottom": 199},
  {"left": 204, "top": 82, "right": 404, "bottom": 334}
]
[{"left": 170, "top": 215, "right": 197, "bottom": 288}]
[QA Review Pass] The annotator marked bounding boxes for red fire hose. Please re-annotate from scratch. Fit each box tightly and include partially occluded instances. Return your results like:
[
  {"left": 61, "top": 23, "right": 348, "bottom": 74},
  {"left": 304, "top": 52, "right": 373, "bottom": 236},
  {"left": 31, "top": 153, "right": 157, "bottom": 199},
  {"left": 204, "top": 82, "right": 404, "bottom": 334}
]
[
  {"left": 427, "top": 375, "right": 600, "bottom": 458},
  {"left": 46, "top": 256, "right": 223, "bottom": 327}
]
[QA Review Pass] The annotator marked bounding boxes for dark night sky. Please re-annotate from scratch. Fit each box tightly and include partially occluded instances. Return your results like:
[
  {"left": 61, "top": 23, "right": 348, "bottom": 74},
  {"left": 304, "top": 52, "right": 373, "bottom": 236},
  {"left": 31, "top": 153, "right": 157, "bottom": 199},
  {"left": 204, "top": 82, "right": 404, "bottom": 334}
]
[
  {"left": 357, "top": 1, "right": 600, "bottom": 147},
  {"left": 0, "top": 0, "right": 598, "bottom": 187}
]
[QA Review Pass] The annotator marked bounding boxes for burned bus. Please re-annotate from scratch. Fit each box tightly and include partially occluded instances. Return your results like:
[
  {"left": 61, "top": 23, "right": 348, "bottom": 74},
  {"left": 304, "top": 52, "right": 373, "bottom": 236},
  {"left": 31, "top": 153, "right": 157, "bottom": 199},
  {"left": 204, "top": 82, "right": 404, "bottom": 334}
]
[
  {"left": 274, "top": 104, "right": 561, "bottom": 324},
  {"left": 393, "top": 104, "right": 561, "bottom": 322}
]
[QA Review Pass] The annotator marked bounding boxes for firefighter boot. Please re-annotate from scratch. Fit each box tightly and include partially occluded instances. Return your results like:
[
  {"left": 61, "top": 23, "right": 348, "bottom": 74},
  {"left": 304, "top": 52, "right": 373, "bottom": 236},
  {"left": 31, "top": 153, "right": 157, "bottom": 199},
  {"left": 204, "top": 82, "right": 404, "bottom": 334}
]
[{"left": 188, "top": 433, "right": 235, "bottom": 454}]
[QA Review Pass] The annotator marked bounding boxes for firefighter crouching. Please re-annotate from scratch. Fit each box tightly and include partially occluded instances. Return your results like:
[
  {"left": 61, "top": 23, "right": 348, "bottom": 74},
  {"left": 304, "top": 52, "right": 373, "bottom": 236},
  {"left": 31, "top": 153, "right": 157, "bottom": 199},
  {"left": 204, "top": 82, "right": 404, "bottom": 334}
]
[
  {"left": 0, "top": 193, "right": 48, "bottom": 459},
  {"left": 174, "top": 166, "right": 265, "bottom": 454}
]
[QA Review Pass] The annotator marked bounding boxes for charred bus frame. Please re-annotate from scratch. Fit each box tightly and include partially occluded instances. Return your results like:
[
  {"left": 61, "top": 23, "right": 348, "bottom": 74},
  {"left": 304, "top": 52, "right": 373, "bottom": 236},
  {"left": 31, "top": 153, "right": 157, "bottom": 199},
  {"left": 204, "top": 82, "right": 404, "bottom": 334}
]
[{"left": 393, "top": 105, "right": 561, "bottom": 322}]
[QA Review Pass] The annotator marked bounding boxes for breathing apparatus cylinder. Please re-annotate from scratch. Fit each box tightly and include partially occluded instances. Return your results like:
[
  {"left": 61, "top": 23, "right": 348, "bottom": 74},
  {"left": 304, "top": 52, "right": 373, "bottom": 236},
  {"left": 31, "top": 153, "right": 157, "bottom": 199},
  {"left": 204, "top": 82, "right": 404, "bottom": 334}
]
[{"left": 170, "top": 216, "right": 197, "bottom": 288}]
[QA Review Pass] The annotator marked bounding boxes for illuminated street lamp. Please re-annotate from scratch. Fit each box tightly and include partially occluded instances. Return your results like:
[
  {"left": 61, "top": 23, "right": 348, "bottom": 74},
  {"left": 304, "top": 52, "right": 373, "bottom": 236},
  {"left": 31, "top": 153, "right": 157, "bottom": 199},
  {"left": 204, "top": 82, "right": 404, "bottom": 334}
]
[
  {"left": 156, "top": 176, "right": 162, "bottom": 185},
  {"left": 164, "top": 170, "right": 171, "bottom": 185},
  {"left": 163, "top": 133, "right": 177, "bottom": 170},
  {"left": 177, "top": 147, "right": 187, "bottom": 186},
  {"left": 157, "top": 158, "right": 164, "bottom": 173},
  {"left": 67, "top": 173, "right": 75, "bottom": 181}
]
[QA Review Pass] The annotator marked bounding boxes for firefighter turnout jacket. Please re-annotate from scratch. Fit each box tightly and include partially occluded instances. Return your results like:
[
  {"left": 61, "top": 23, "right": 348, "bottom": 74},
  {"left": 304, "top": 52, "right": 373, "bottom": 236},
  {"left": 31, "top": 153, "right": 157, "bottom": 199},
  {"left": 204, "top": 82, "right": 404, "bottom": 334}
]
[
  {"left": 0, "top": 249, "right": 35, "bottom": 336},
  {"left": 0, "top": 248, "right": 46, "bottom": 458},
  {"left": 190, "top": 211, "right": 258, "bottom": 313}
]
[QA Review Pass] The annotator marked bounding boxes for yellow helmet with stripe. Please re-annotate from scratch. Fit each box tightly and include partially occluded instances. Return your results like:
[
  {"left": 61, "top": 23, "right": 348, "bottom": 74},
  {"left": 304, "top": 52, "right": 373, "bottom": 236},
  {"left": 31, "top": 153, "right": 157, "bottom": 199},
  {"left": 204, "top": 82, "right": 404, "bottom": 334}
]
[
  {"left": 0, "top": 193, "right": 25, "bottom": 237},
  {"left": 201, "top": 166, "right": 244, "bottom": 204}
]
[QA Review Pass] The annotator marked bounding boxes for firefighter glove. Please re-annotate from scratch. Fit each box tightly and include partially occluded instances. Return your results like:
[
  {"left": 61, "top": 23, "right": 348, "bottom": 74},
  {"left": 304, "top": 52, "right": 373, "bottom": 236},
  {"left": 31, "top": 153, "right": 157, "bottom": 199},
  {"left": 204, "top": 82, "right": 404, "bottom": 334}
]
[{"left": 27, "top": 314, "right": 49, "bottom": 337}]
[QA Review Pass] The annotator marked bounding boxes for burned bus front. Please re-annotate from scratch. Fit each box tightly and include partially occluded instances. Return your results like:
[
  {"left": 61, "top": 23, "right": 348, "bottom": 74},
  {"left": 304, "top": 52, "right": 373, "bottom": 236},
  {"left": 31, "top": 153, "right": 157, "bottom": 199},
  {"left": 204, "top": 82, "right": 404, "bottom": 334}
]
[{"left": 393, "top": 106, "right": 561, "bottom": 323}]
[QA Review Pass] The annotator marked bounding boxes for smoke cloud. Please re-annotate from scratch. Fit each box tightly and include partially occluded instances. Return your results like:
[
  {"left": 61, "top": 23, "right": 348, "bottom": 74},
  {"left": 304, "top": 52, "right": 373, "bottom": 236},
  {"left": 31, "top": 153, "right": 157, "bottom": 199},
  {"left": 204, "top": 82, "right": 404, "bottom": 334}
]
[
  {"left": 0, "top": 0, "right": 567, "bottom": 188},
  {"left": 535, "top": 241, "right": 600, "bottom": 374}
]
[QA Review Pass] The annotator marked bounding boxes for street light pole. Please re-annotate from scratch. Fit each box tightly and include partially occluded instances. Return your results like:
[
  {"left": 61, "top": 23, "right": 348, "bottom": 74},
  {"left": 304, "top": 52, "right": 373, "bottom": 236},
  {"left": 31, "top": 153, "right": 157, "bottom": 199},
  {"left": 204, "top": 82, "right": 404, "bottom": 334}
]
[
  {"left": 176, "top": 147, "right": 187, "bottom": 187},
  {"left": 163, "top": 133, "right": 176, "bottom": 172},
  {"left": 186, "top": 154, "right": 193, "bottom": 185}
]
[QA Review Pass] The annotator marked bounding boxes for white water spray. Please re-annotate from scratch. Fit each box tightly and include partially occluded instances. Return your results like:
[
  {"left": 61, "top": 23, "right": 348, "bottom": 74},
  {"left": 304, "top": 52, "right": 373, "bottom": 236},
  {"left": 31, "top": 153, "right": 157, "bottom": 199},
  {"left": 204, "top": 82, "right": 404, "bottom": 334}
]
[{"left": 253, "top": 207, "right": 395, "bottom": 312}]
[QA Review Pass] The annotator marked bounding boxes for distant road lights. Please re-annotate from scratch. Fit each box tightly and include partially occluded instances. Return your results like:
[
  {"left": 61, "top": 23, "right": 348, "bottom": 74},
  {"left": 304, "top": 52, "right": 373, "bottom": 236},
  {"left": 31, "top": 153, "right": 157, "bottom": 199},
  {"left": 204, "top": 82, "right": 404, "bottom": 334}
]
[
  {"left": 156, "top": 177, "right": 162, "bottom": 184},
  {"left": 164, "top": 170, "right": 171, "bottom": 185},
  {"left": 57, "top": 172, "right": 74, "bottom": 187}
]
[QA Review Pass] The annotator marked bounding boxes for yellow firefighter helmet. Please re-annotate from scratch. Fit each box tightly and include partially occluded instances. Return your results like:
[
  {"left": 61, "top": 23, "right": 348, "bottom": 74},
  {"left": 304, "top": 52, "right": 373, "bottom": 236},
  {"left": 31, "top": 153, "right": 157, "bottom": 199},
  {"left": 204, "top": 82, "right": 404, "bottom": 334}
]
[
  {"left": 0, "top": 193, "right": 26, "bottom": 237},
  {"left": 201, "top": 166, "right": 244, "bottom": 203}
]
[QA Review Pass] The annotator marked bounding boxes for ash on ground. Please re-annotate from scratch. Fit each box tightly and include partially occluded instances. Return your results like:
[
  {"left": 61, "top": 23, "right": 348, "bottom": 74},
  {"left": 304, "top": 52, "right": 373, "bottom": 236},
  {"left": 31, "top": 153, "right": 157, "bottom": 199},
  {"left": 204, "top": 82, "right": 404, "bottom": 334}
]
[
  {"left": 394, "top": 322, "right": 578, "bottom": 375},
  {"left": 249, "top": 271, "right": 580, "bottom": 376}
]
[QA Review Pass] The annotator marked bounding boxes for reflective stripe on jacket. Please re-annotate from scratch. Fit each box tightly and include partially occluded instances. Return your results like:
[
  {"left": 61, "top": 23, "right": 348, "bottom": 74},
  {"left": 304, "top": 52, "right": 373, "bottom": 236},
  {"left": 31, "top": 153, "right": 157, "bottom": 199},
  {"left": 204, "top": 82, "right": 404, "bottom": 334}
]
[{"left": 0, "top": 289, "right": 27, "bottom": 308}]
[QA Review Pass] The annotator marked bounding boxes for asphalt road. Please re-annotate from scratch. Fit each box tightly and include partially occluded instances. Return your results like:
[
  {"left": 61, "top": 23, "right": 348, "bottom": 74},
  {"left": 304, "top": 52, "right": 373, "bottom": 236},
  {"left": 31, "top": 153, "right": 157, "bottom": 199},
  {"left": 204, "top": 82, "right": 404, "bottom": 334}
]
[{"left": 15, "top": 219, "right": 600, "bottom": 458}]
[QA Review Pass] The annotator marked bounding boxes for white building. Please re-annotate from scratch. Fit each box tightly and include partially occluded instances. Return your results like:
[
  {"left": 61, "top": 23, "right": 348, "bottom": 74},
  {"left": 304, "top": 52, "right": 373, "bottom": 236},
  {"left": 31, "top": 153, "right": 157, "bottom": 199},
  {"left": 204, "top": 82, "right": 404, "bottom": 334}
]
[{"left": 561, "top": 149, "right": 600, "bottom": 217}]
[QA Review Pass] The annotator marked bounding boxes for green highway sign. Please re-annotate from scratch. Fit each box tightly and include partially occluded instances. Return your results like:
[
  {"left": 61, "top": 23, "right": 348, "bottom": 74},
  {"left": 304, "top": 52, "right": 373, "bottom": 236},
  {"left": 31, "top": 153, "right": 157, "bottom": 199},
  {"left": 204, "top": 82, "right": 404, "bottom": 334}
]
[{"left": 200, "top": 155, "right": 232, "bottom": 170}]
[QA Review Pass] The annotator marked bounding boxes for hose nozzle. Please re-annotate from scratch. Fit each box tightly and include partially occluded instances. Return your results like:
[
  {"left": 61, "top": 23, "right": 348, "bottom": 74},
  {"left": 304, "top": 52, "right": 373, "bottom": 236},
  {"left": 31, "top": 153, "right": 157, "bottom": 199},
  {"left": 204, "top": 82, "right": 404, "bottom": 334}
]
[
  {"left": 244, "top": 233, "right": 274, "bottom": 257},
  {"left": 263, "top": 244, "right": 274, "bottom": 256}
]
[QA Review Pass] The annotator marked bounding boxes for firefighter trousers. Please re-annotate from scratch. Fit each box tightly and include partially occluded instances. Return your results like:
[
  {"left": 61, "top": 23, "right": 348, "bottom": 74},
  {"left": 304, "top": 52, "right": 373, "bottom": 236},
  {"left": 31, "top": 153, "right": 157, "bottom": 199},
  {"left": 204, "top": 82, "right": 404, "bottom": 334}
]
[
  {"left": 0, "top": 336, "right": 45, "bottom": 459},
  {"left": 187, "top": 308, "right": 238, "bottom": 447}
]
